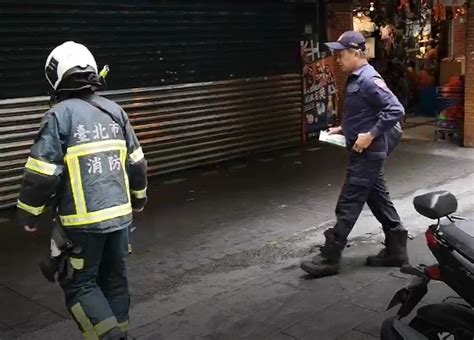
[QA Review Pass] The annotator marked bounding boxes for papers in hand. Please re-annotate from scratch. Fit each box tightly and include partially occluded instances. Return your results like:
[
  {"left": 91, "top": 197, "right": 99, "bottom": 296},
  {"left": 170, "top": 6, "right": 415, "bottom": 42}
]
[{"left": 319, "top": 130, "right": 346, "bottom": 148}]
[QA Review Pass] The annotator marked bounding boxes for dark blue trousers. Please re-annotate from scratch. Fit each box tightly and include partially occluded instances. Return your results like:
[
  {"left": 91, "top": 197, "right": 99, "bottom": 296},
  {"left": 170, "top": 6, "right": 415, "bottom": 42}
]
[
  {"left": 62, "top": 228, "right": 130, "bottom": 339},
  {"left": 333, "top": 151, "right": 403, "bottom": 245}
]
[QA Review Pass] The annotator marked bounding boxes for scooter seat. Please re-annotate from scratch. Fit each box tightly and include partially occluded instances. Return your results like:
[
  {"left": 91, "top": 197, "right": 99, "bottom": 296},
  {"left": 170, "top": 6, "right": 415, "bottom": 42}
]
[
  {"left": 439, "top": 219, "right": 474, "bottom": 263},
  {"left": 413, "top": 191, "right": 458, "bottom": 220}
]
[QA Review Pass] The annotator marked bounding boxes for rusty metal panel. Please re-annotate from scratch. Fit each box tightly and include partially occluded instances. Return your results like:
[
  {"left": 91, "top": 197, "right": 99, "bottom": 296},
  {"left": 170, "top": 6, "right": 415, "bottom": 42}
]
[{"left": 0, "top": 74, "right": 302, "bottom": 209}]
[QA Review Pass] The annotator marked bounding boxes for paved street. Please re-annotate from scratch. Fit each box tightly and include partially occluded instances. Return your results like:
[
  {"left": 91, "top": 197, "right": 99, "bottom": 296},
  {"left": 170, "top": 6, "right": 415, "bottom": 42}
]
[{"left": 1, "top": 138, "right": 473, "bottom": 339}]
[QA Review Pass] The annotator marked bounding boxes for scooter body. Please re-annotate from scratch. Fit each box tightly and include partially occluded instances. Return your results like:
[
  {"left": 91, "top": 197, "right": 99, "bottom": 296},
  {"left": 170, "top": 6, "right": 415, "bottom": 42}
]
[{"left": 381, "top": 191, "right": 474, "bottom": 339}]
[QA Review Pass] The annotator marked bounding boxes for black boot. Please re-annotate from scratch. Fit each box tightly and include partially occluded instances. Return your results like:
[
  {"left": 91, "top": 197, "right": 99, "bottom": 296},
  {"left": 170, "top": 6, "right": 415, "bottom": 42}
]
[
  {"left": 300, "top": 228, "right": 345, "bottom": 278},
  {"left": 366, "top": 228, "right": 409, "bottom": 267}
]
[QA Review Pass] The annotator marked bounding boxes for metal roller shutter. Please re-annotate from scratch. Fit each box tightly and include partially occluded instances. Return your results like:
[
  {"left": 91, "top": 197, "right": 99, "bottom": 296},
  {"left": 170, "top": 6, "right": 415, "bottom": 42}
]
[
  {"left": 0, "top": 74, "right": 302, "bottom": 209},
  {"left": 0, "top": 0, "right": 299, "bottom": 98},
  {"left": 0, "top": 0, "right": 303, "bottom": 210}
]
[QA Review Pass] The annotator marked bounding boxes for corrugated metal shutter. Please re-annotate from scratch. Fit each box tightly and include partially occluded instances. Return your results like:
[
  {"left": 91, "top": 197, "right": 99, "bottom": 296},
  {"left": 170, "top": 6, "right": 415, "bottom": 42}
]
[
  {"left": 1, "top": 0, "right": 299, "bottom": 99},
  {"left": 0, "top": 0, "right": 303, "bottom": 210},
  {"left": 0, "top": 74, "right": 302, "bottom": 209}
]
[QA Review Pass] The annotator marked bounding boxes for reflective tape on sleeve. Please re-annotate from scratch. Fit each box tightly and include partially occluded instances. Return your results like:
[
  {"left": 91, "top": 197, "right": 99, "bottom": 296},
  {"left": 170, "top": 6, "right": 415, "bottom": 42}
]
[
  {"left": 25, "top": 157, "right": 57, "bottom": 176},
  {"left": 131, "top": 187, "right": 147, "bottom": 199},
  {"left": 129, "top": 147, "right": 144, "bottom": 164},
  {"left": 17, "top": 200, "right": 45, "bottom": 216}
]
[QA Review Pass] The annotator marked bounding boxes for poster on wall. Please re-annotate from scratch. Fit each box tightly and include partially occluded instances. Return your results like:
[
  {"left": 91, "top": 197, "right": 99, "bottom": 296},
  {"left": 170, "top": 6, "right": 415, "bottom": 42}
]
[{"left": 301, "top": 54, "right": 338, "bottom": 142}]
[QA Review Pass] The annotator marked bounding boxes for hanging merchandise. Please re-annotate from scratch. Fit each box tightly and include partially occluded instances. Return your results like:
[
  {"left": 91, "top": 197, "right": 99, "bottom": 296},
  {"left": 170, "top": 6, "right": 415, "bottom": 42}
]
[
  {"left": 380, "top": 24, "right": 397, "bottom": 52},
  {"left": 407, "top": 20, "right": 422, "bottom": 37},
  {"left": 365, "top": 37, "right": 376, "bottom": 58},
  {"left": 398, "top": 0, "right": 416, "bottom": 18},
  {"left": 398, "top": 0, "right": 409, "bottom": 11},
  {"left": 410, "top": 0, "right": 434, "bottom": 59},
  {"left": 433, "top": 3, "right": 447, "bottom": 21},
  {"left": 453, "top": 2, "right": 468, "bottom": 22},
  {"left": 352, "top": 2, "right": 379, "bottom": 60},
  {"left": 369, "top": 2, "right": 375, "bottom": 12},
  {"left": 383, "top": 0, "right": 398, "bottom": 24},
  {"left": 353, "top": 14, "right": 376, "bottom": 34},
  {"left": 421, "top": 23, "right": 432, "bottom": 42}
]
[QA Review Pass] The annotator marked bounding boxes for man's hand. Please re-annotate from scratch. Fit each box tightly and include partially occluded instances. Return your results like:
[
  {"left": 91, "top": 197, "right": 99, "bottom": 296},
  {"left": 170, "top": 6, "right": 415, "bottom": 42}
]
[
  {"left": 353, "top": 132, "right": 374, "bottom": 153},
  {"left": 24, "top": 225, "right": 39, "bottom": 233},
  {"left": 327, "top": 126, "right": 343, "bottom": 135}
]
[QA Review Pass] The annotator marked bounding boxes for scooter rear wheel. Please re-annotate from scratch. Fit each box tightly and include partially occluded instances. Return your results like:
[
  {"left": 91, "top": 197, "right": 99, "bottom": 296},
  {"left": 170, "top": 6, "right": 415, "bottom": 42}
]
[{"left": 409, "top": 315, "right": 474, "bottom": 340}]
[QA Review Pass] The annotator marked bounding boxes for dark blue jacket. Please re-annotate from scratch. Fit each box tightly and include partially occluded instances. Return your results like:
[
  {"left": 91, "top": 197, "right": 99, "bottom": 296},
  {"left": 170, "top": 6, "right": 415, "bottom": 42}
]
[
  {"left": 342, "top": 63, "right": 405, "bottom": 158},
  {"left": 17, "top": 94, "right": 148, "bottom": 233}
]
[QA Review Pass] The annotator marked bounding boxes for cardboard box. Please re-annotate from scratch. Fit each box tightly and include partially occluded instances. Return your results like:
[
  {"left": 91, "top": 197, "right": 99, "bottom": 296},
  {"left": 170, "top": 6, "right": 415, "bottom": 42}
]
[{"left": 439, "top": 59, "right": 465, "bottom": 85}]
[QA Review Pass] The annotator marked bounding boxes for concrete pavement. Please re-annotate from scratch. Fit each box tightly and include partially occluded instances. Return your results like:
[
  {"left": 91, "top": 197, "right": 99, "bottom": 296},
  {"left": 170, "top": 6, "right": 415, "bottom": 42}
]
[{"left": 1, "top": 139, "right": 473, "bottom": 339}]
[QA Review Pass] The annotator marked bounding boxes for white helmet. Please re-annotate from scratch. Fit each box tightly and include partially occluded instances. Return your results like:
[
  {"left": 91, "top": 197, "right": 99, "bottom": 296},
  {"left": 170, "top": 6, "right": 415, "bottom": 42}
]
[{"left": 45, "top": 41, "right": 98, "bottom": 91}]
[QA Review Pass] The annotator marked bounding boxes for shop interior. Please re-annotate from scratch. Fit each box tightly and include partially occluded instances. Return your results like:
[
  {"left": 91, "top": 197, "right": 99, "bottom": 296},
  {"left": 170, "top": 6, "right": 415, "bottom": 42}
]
[{"left": 352, "top": 0, "right": 467, "bottom": 145}]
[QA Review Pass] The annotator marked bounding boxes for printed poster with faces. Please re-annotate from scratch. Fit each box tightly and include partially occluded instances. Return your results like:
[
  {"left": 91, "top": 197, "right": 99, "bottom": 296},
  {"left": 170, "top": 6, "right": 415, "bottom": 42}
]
[{"left": 301, "top": 55, "right": 338, "bottom": 141}]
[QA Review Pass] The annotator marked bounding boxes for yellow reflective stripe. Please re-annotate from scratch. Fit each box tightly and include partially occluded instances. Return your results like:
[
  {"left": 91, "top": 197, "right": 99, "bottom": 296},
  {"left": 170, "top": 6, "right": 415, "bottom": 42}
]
[
  {"left": 120, "top": 149, "right": 131, "bottom": 204},
  {"left": 65, "top": 140, "right": 127, "bottom": 159},
  {"left": 94, "top": 316, "right": 119, "bottom": 336},
  {"left": 70, "top": 257, "right": 84, "bottom": 270},
  {"left": 99, "top": 65, "right": 110, "bottom": 79},
  {"left": 63, "top": 140, "right": 131, "bottom": 225},
  {"left": 82, "top": 333, "right": 96, "bottom": 340},
  {"left": 129, "top": 147, "right": 144, "bottom": 164},
  {"left": 118, "top": 320, "right": 129, "bottom": 332},
  {"left": 17, "top": 200, "right": 45, "bottom": 216},
  {"left": 131, "top": 187, "right": 147, "bottom": 199},
  {"left": 71, "top": 303, "right": 98, "bottom": 340},
  {"left": 65, "top": 140, "right": 127, "bottom": 216},
  {"left": 25, "top": 157, "right": 57, "bottom": 176},
  {"left": 60, "top": 203, "right": 132, "bottom": 226},
  {"left": 67, "top": 157, "right": 87, "bottom": 214}
]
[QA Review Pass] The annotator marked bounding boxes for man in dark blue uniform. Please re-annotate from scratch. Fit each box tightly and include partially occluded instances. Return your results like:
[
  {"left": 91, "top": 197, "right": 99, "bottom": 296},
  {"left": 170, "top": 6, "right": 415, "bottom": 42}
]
[{"left": 301, "top": 31, "right": 409, "bottom": 278}]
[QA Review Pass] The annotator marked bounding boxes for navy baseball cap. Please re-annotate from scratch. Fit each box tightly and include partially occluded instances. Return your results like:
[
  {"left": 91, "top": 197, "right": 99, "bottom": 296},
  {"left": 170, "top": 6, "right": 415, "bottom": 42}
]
[{"left": 325, "top": 31, "right": 366, "bottom": 51}]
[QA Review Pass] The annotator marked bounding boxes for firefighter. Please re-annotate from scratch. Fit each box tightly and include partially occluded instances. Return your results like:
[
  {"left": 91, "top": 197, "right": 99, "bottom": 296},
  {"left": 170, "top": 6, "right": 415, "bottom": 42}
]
[{"left": 17, "top": 41, "right": 147, "bottom": 339}]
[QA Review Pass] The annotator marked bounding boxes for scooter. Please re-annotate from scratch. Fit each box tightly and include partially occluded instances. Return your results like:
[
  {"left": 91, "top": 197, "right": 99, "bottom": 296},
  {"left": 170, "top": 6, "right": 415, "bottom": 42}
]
[{"left": 381, "top": 191, "right": 474, "bottom": 339}]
